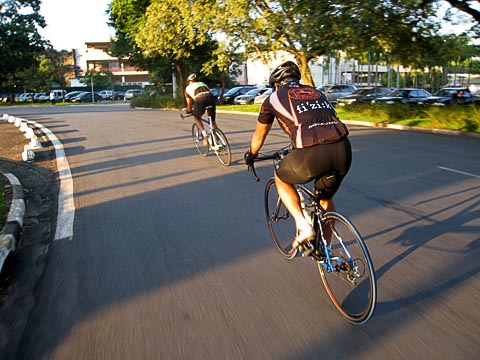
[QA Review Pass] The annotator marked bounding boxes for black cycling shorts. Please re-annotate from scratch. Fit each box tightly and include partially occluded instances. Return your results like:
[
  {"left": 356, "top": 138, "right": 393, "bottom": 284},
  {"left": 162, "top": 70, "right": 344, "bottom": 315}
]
[
  {"left": 193, "top": 94, "right": 216, "bottom": 123},
  {"left": 276, "top": 137, "right": 352, "bottom": 199}
]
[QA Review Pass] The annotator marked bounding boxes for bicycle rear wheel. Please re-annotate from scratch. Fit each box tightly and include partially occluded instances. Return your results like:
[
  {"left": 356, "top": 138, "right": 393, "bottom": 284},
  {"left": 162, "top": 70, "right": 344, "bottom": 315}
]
[
  {"left": 191, "top": 123, "right": 208, "bottom": 157},
  {"left": 211, "top": 128, "right": 231, "bottom": 166},
  {"left": 264, "top": 178, "right": 298, "bottom": 259},
  {"left": 317, "top": 212, "right": 376, "bottom": 324}
]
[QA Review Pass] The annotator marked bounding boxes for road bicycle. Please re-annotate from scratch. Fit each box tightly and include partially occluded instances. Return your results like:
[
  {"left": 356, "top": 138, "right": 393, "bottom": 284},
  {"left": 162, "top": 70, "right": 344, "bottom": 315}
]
[
  {"left": 180, "top": 107, "right": 231, "bottom": 166},
  {"left": 248, "top": 147, "right": 376, "bottom": 324}
]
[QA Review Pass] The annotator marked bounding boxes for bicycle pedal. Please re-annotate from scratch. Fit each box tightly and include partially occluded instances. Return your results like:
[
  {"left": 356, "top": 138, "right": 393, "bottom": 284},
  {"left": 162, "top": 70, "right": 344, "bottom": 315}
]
[{"left": 299, "top": 243, "right": 314, "bottom": 257}]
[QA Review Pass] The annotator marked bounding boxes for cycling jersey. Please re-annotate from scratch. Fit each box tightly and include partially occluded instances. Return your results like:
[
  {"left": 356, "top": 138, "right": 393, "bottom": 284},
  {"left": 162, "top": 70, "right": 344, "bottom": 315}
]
[
  {"left": 185, "top": 81, "right": 216, "bottom": 123},
  {"left": 258, "top": 82, "right": 349, "bottom": 148},
  {"left": 185, "top": 82, "right": 212, "bottom": 100}
]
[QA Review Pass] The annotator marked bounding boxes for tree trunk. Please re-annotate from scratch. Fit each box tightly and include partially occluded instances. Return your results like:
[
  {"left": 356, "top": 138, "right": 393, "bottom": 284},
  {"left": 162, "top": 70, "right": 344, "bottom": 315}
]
[
  {"left": 295, "top": 55, "right": 314, "bottom": 87},
  {"left": 176, "top": 62, "right": 187, "bottom": 105}
]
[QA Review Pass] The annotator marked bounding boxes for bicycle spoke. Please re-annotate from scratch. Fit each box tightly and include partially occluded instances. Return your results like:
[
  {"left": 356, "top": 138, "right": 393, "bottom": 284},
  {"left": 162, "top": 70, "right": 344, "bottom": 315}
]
[
  {"left": 317, "top": 212, "right": 376, "bottom": 324},
  {"left": 191, "top": 124, "right": 208, "bottom": 156},
  {"left": 211, "top": 128, "right": 231, "bottom": 166},
  {"left": 264, "top": 179, "right": 298, "bottom": 259}
]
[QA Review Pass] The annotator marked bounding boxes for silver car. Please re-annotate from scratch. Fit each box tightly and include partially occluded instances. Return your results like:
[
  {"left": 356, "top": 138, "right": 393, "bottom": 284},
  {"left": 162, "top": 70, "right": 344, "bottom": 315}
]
[
  {"left": 124, "top": 89, "right": 144, "bottom": 102},
  {"left": 317, "top": 84, "right": 357, "bottom": 104}
]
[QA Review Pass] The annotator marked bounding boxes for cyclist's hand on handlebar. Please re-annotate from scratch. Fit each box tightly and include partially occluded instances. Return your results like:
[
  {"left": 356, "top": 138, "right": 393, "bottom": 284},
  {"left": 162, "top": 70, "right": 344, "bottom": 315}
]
[{"left": 244, "top": 150, "right": 257, "bottom": 167}]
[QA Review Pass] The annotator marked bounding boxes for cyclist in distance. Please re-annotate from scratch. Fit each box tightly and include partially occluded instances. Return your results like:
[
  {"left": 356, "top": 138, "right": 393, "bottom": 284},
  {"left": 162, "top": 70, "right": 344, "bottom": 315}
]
[
  {"left": 244, "top": 61, "right": 352, "bottom": 249},
  {"left": 185, "top": 73, "right": 217, "bottom": 144}
]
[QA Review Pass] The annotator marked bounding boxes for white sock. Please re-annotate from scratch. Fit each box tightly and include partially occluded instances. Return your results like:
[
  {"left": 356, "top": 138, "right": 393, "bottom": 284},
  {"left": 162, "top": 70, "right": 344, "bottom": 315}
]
[{"left": 296, "top": 218, "right": 311, "bottom": 232}]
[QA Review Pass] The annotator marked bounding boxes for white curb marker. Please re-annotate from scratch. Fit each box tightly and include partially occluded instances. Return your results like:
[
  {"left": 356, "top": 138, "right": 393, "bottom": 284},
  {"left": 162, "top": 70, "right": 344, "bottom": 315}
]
[{"left": 25, "top": 120, "right": 75, "bottom": 240}]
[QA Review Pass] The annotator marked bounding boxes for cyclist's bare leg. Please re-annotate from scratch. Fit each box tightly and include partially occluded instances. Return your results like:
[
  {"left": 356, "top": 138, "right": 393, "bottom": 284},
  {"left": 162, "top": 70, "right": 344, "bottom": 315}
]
[
  {"left": 274, "top": 172, "right": 312, "bottom": 235},
  {"left": 193, "top": 116, "right": 205, "bottom": 132},
  {"left": 320, "top": 198, "right": 335, "bottom": 246},
  {"left": 193, "top": 116, "right": 209, "bottom": 146}
]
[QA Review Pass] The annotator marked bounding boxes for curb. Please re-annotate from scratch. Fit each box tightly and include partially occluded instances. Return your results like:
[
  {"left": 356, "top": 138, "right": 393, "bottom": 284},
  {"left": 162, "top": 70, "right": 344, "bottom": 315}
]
[
  {"left": 0, "top": 171, "right": 24, "bottom": 271},
  {"left": 1, "top": 113, "right": 30, "bottom": 272}
]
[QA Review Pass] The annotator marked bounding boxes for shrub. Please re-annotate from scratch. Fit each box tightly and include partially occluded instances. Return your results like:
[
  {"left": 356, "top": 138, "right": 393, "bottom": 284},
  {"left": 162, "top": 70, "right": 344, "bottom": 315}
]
[
  {"left": 423, "top": 105, "right": 480, "bottom": 132},
  {"left": 130, "top": 94, "right": 183, "bottom": 109},
  {"left": 379, "top": 103, "right": 426, "bottom": 121}
]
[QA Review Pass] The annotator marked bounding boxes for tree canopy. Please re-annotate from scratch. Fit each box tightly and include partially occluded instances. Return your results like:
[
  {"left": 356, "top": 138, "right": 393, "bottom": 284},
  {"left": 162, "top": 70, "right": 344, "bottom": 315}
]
[{"left": 0, "top": 0, "right": 47, "bottom": 86}]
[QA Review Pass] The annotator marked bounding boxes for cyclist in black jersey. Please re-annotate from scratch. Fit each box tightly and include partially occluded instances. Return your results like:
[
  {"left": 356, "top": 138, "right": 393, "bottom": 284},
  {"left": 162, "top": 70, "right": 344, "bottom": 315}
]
[
  {"left": 245, "top": 61, "right": 352, "bottom": 248},
  {"left": 185, "top": 73, "right": 217, "bottom": 143}
]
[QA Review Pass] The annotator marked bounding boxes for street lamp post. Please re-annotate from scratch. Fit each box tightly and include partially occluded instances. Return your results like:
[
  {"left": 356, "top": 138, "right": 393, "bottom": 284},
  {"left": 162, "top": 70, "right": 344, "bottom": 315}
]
[{"left": 90, "top": 75, "right": 95, "bottom": 103}]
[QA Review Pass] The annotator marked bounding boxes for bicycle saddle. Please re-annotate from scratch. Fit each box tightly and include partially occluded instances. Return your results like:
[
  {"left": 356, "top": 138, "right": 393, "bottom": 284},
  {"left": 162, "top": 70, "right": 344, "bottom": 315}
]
[{"left": 314, "top": 173, "right": 338, "bottom": 194}]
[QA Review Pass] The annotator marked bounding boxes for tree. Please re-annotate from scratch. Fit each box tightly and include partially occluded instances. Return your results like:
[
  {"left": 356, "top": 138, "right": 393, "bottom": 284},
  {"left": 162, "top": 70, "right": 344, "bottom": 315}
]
[
  {"left": 0, "top": 0, "right": 48, "bottom": 87},
  {"left": 428, "top": 0, "right": 480, "bottom": 24},
  {"left": 219, "top": 1, "right": 474, "bottom": 87},
  {"left": 219, "top": 0, "right": 357, "bottom": 86},
  {"left": 39, "top": 49, "right": 76, "bottom": 94},
  {"left": 80, "top": 69, "right": 115, "bottom": 88},
  {"left": 134, "top": 0, "right": 217, "bottom": 93}
]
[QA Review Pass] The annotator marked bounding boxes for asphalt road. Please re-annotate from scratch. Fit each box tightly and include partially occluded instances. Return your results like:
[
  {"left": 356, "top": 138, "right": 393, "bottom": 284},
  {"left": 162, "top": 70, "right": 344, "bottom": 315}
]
[{"left": 2, "top": 104, "right": 479, "bottom": 359}]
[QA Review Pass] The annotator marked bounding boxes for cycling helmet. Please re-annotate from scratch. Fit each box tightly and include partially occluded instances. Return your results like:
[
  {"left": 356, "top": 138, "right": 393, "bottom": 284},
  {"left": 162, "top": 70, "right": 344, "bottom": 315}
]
[
  {"left": 268, "top": 61, "right": 301, "bottom": 87},
  {"left": 187, "top": 73, "right": 198, "bottom": 82}
]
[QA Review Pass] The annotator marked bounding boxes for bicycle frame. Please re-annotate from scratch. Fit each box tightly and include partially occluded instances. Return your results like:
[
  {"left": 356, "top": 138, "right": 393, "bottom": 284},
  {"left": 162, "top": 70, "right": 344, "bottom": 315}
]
[
  {"left": 181, "top": 111, "right": 221, "bottom": 149},
  {"left": 250, "top": 149, "right": 355, "bottom": 272},
  {"left": 296, "top": 184, "right": 354, "bottom": 275}
]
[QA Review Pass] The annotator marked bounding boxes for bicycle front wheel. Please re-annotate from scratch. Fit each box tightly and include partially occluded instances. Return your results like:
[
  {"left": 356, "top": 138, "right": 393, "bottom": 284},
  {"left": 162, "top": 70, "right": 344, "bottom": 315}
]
[
  {"left": 264, "top": 178, "right": 298, "bottom": 259},
  {"left": 191, "top": 123, "right": 208, "bottom": 157},
  {"left": 317, "top": 212, "right": 376, "bottom": 324},
  {"left": 211, "top": 128, "right": 231, "bottom": 166}
]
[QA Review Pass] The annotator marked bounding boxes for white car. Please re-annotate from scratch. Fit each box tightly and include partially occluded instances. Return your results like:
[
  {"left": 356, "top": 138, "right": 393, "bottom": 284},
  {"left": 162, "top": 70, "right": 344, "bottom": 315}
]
[
  {"left": 124, "top": 89, "right": 144, "bottom": 102},
  {"left": 98, "top": 90, "right": 113, "bottom": 100},
  {"left": 253, "top": 88, "right": 274, "bottom": 104},
  {"left": 234, "top": 88, "right": 269, "bottom": 105}
]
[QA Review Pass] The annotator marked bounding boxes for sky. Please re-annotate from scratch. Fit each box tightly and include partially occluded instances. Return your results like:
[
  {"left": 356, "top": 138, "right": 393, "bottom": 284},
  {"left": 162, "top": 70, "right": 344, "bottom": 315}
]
[{"left": 38, "top": 0, "right": 115, "bottom": 50}]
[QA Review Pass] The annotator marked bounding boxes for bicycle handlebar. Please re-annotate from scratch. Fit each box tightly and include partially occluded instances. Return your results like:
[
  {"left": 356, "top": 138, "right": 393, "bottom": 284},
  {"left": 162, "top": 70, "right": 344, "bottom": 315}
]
[
  {"left": 180, "top": 112, "right": 192, "bottom": 120},
  {"left": 248, "top": 149, "right": 289, "bottom": 182}
]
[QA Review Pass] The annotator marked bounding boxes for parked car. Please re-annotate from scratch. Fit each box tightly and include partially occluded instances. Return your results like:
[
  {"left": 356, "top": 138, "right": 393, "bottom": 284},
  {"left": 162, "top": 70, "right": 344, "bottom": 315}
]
[
  {"left": 337, "top": 87, "right": 394, "bottom": 106},
  {"left": 64, "top": 91, "right": 84, "bottom": 102},
  {"left": 424, "top": 87, "right": 480, "bottom": 106},
  {"left": 34, "top": 92, "right": 49, "bottom": 102},
  {"left": 254, "top": 87, "right": 274, "bottom": 104},
  {"left": 372, "top": 88, "right": 432, "bottom": 105},
  {"left": 218, "top": 86, "right": 255, "bottom": 104},
  {"left": 234, "top": 88, "right": 269, "bottom": 105},
  {"left": 110, "top": 91, "right": 125, "bottom": 100},
  {"left": 50, "top": 89, "right": 67, "bottom": 102},
  {"left": 210, "top": 87, "right": 229, "bottom": 98},
  {"left": 16, "top": 93, "right": 34, "bottom": 102},
  {"left": 71, "top": 91, "right": 102, "bottom": 103},
  {"left": 124, "top": 89, "right": 144, "bottom": 101},
  {"left": 316, "top": 84, "right": 357, "bottom": 104},
  {"left": 98, "top": 90, "right": 113, "bottom": 100}
]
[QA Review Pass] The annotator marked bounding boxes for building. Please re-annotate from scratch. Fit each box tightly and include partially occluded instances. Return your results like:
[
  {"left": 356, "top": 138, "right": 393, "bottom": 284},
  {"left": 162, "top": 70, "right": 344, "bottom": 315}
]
[
  {"left": 241, "top": 51, "right": 392, "bottom": 88},
  {"left": 71, "top": 42, "right": 150, "bottom": 87}
]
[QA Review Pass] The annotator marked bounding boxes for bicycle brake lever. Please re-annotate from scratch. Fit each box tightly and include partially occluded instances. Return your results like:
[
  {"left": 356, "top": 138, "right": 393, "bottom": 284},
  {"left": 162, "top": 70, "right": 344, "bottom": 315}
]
[{"left": 249, "top": 164, "right": 261, "bottom": 182}]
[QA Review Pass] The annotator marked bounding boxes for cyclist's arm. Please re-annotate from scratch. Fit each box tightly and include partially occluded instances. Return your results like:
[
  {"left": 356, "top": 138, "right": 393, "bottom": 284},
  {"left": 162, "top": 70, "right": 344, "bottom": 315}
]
[
  {"left": 250, "top": 121, "right": 272, "bottom": 154},
  {"left": 185, "top": 96, "right": 193, "bottom": 113}
]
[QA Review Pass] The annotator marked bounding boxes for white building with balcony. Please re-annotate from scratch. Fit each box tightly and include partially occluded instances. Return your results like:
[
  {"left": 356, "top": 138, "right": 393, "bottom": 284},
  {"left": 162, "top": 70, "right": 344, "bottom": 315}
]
[{"left": 71, "top": 42, "right": 150, "bottom": 87}]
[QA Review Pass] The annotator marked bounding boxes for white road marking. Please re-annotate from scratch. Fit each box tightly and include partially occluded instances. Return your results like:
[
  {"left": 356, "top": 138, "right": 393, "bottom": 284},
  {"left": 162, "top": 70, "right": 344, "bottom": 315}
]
[
  {"left": 26, "top": 120, "right": 75, "bottom": 240},
  {"left": 437, "top": 166, "right": 480, "bottom": 179}
]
